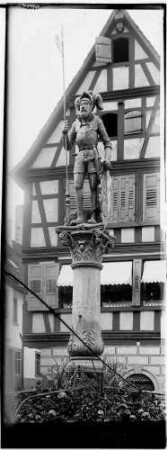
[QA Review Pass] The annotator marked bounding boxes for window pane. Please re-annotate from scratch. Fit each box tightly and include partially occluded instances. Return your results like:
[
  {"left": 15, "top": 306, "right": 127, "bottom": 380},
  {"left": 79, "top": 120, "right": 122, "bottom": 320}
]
[{"left": 124, "top": 111, "right": 142, "bottom": 134}]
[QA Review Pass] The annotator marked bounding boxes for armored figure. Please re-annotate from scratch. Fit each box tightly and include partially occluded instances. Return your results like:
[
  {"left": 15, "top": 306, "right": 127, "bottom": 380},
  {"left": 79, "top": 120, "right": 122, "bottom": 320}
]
[{"left": 63, "top": 91, "right": 112, "bottom": 225}]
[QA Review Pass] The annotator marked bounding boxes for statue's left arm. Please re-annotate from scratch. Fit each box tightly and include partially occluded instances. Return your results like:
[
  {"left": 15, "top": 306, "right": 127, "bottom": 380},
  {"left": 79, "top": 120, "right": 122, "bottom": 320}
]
[{"left": 97, "top": 117, "right": 113, "bottom": 164}]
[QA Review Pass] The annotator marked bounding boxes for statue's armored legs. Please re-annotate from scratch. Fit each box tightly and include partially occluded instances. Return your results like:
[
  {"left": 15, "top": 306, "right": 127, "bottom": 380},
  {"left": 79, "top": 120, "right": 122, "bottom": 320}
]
[
  {"left": 72, "top": 173, "right": 84, "bottom": 225},
  {"left": 87, "top": 173, "right": 98, "bottom": 224}
]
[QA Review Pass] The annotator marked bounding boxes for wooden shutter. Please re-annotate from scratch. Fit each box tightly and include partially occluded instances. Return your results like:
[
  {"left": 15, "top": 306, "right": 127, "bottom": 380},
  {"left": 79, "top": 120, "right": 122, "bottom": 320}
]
[
  {"left": 95, "top": 36, "right": 112, "bottom": 63},
  {"left": 44, "top": 264, "right": 59, "bottom": 308},
  {"left": 27, "top": 264, "right": 44, "bottom": 311},
  {"left": 109, "top": 177, "right": 119, "bottom": 222},
  {"left": 143, "top": 173, "right": 160, "bottom": 222},
  {"left": 28, "top": 263, "right": 59, "bottom": 311},
  {"left": 69, "top": 179, "right": 91, "bottom": 213},
  {"left": 109, "top": 175, "right": 135, "bottom": 223}
]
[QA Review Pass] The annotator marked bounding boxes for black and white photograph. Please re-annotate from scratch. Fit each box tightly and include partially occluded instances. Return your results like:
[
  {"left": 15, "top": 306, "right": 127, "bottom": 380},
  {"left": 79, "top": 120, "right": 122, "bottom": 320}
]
[{"left": 1, "top": 2, "right": 166, "bottom": 448}]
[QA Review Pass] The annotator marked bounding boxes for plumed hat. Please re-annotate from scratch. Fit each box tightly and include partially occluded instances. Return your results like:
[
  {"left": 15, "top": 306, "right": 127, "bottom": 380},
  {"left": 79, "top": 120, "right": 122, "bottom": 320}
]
[{"left": 74, "top": 91, "right": 103, "bottom": 114}]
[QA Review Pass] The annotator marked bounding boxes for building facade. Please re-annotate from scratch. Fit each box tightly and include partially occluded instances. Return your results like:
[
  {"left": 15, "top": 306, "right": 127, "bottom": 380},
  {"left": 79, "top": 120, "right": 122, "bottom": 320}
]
[
  {"left": 4, "top": 242, "right": 25, "bottom": 392},
  {"left": 4, "top": 241, "right": 41, "bottom": 394},
  {"left": 12, "top": 10, "right": 166, "bottom": 392}
]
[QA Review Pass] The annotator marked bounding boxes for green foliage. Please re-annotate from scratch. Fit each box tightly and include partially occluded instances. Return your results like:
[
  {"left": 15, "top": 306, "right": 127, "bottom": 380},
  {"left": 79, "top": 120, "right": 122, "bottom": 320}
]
[{"left": 14, "top": 358, "right": 165, "bottom": 424}]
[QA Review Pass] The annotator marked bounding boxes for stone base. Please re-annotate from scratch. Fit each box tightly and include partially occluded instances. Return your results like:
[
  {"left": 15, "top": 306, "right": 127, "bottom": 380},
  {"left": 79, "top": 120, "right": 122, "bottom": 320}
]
[{"left": 69, "top": 356, "right": 104, "bottom": 373}]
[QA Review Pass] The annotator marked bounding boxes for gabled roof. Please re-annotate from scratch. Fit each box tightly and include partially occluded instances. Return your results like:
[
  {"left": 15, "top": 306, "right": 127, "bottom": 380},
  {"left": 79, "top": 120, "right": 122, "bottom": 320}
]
[{"left": 11, "top": 9, "right": 160, "bottom": 185}]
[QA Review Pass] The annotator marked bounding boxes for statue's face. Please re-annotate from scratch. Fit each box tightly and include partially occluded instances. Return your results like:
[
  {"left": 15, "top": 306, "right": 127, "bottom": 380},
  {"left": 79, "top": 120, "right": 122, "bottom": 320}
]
[{"left": 80, "top": 99, "right": 92, "bottom": 118}]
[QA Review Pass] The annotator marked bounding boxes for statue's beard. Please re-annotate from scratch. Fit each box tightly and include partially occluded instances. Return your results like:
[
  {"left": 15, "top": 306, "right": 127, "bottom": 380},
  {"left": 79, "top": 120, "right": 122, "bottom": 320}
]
[{"left": 80, "top": 110, "right": 91, "bottom": 119}]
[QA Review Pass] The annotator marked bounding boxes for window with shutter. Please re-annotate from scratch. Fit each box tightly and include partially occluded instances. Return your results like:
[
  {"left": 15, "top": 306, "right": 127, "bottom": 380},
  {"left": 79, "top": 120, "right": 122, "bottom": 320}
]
[
  {"left": 108, "top": 175, "right": 135, "bottom": 224},
  {"left": 44, "top": 264, "right": 59, "bottom": 308},
  {"left": 27, "top": 264, "right": 43, "bottom": 311},
  {"left": 143, "top": 173, "right": 160, "bottom": 222},
  {"left": 28, "top": 265, "right": 42, "bottom": 295},
  {"left": 27, "top": 262, "right": 59, "bottom": 311}
]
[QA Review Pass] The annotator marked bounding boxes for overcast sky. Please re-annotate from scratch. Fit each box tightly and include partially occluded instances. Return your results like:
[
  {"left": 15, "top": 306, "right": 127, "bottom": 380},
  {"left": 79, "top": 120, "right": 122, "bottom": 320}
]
[{"left": 1, "top": 5, "right": 164, "bottom": 237}]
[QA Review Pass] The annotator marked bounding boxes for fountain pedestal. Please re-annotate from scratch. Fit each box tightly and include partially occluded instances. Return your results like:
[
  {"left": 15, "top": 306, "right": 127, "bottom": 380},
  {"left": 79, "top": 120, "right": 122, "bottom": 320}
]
[{"left": 56, "top": 223, "right": 115, "bottom": 371}]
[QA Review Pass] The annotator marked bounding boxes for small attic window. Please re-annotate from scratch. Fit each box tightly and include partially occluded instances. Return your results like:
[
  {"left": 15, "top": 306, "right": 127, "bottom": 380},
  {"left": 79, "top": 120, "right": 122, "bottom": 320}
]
[
  {"left": 113, "top": 37, "right": 129, "bottom": 63},
  {"left": 102, "top": 113, "right": 118, "bottom": 138}
]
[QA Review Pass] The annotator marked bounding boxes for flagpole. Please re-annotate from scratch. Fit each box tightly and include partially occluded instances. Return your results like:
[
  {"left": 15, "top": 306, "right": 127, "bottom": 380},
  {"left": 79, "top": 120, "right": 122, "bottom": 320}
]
[{"left": 56, "top": 26, "right": 70, "bottom": 223}]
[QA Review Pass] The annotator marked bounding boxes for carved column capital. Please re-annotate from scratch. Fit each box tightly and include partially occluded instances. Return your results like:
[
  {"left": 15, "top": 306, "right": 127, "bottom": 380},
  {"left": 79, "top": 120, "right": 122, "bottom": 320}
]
[{"left": 57, "top": 224, "right": 116, "bottom": 266}]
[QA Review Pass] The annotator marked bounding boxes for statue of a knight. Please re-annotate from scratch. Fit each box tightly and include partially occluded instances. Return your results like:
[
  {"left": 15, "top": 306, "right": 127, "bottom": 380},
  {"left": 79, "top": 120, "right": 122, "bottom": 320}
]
[{"left": 62, "top": 90, "right": 113, "bottom": 225}]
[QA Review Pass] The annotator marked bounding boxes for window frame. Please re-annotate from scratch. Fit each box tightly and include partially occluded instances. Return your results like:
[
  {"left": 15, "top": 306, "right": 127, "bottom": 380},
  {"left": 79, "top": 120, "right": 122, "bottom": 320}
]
[
  {"left": 35, "top": 352, "right": 41, "bottom": 377},
  {"left": 13, "top": 297, "right": 18, "bottom": 325},
  {"left": 124, "top": 109, "right": 142, "bottom": 135},
  {"left": 112, "top": 36, "right": 130, "bottom": 64},
  {"left": 15, "top": 350, "right": 22, "bottom": 375}
]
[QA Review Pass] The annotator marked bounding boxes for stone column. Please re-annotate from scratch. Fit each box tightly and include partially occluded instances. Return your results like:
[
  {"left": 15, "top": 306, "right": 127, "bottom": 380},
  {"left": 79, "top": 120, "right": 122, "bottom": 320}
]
[{"left": 57, "top": 224, "right": 115, "bottom": 370}]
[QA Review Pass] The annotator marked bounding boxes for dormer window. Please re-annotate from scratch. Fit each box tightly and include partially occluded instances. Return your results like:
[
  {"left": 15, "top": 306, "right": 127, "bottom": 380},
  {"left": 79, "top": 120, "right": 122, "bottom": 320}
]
[
  {"left": 113, "top": 37, "right": 129, "bottom": 63},
  {"left": 124, "top": 110, "right": 142, "bottom": 134}
]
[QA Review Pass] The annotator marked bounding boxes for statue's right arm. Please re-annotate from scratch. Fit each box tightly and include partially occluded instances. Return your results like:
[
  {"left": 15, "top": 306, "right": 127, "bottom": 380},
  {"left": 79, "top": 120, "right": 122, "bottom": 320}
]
[{"left": 62, "top": 121, "right": 77, "bottom": 151}]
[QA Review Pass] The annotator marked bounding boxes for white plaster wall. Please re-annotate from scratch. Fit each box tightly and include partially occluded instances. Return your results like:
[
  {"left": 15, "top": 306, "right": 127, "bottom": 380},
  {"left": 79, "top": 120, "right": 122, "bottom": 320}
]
[
  {"left": 142, "top": 227, "right": 155, "bottom": 242},
  {"left": 24, "top": 347, "right": 41, "bottom": 378},
  {"left": 120, "top": 312, "right": 133, "bottom": 330},
  {"left": 32, "top": 314, "right": 45, "bottom": 333},
  {"left": 121, "top": 228, "right": 134, "bottom": 243},
  {"left": 100, "top": 312, "right": 113, "bottom": 330},
  {"left": 5, "top": 285, "right": 23, "bottom": 349},
  {"left": 60, "top": 313, "right": 72, "bottom": 332},
  {"left": 140, "top": 311, "right": 154, "bottom": 330}
]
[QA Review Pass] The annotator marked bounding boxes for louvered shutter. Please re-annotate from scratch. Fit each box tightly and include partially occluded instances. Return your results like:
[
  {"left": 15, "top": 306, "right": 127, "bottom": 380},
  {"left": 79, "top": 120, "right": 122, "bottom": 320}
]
[
  {"left": 109, "top": 175, "right": 135, "bottom": 223},
  {"left": 69, "top": 179, "right": 91, "bottom": 214},
  {"left": 109, "top": 177, "right": 119, "bottom": 222},
  {"left": 143, "top": 173, "right": 160, "bottom": 222},
  {"left": 27, "top": 264, "right": 44, "bottom": 311},
  {"left": 44, "top": 264, "right": 59, "bottom": 308}
]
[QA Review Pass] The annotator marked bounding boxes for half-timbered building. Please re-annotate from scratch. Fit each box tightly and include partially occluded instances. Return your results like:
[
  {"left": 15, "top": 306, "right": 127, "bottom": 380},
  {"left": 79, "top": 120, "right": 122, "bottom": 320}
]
[{"left": 12, "top": 9, "right": 165, "bottom": 392}]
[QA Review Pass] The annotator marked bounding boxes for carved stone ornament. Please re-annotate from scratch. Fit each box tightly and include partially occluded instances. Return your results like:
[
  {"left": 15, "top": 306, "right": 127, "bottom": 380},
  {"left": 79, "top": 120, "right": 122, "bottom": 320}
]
[
  {"left": 68, "top": 316, "right": 104, "bottom": 357},
  {"left": 56, "top": 223, "right": 116, "bottom": 265}
]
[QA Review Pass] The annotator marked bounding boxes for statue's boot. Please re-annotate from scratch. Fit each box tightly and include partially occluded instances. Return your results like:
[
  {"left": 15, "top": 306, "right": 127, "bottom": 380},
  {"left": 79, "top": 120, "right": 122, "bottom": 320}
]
[
  {"left": 87, "top": 190, "right": 97, "bottom": 224},
  {"left": 71, "top": 189, "right": 84, "bottom": 225}
]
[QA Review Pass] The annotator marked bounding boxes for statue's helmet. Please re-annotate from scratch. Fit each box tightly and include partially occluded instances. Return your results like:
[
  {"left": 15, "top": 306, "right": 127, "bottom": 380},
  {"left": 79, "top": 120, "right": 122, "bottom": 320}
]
[{"left": 75, "top": 91, "right": 103, "bottom": 114}]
